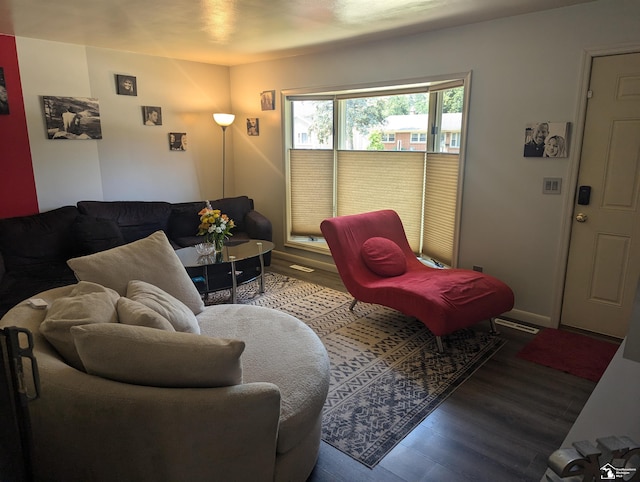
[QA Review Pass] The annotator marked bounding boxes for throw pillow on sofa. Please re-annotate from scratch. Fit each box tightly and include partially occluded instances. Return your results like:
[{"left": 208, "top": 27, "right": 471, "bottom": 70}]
[
  {"left": 117, "top": 297, "right": 176, "bottom": 332},
  {"left": 67, "top": 230, "right": 205, "bottom": 315},
  {"left": 71, "top": 323, "right": 245, "bottom": 388},
  {"left": 126, "top": 280, "right": 199, "bottom": 334},
  {"left": 40, "top": 281, "right": 120, "bottom": 370}
]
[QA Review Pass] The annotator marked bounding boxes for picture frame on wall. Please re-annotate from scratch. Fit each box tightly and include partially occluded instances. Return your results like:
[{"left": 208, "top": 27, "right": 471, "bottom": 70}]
[
  {"left": 169, "top": 132, "right": 187, "bottom": 151},
  {"left": 260, "top": 90, "right": 275, "bottom": 111},
  {"left": 0, "top": 67, "right": 9, "bottom": 115},
  {"left": 116, "top": 74, "right": 137, "bottom": 96},
  {"left": 42, "top": 96, "right": 103, "bottom": 140},
  {"left": 524, "top": 121, "right": 569, "bottom": 158},
  {"left": 247, "top": 117, "right": 259, "bottom": 136},
  {"left": 142, "top": 106, "right": 162, "bottom": 126}
]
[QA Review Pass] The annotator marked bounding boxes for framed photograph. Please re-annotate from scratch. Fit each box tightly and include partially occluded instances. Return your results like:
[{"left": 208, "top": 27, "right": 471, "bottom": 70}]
[
  {"left": 247, "top": 117, "right": 259, "bottom": 136},
  {"left": 524, "top": 121, "right": 569, "bottom": 158},
  {"left": 260, "top": 90, "right": 275, "bottom": 111},
  {"left": 169, "top": 132, "right": 187, "bottom": 151},
  {"left": 42, "top": 96, "right": 102, "bottom": 140},
  {"left": 0, "top": 67, "right": 9, "bottom": 115},
  {"left": 142, "top": 106, "right": 162, "bottom": 126},
  {"left": 116, "top": 74, "right": 137, "bottom": 96}
]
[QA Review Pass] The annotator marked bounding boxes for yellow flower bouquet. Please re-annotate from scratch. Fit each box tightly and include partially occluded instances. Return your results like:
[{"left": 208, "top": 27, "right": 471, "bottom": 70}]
[{"left": 197, "top": 201, "right": 235, "bottom": 250}]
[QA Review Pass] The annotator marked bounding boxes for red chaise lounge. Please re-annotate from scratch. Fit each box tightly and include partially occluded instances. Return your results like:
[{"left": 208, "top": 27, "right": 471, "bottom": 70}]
[{"left": 320, "top": 210, "right": 515, "bottom": 351}]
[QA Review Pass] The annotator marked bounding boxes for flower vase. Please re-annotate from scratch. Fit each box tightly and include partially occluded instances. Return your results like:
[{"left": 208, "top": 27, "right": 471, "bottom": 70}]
[{"left": 214, "top": 236, "right": 225, "bottom": 253}]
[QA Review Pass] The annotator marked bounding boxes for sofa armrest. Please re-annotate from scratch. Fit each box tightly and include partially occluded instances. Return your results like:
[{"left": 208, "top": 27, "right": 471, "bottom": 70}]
[
  {"left": 30, "top": 360, "right": 281, "bottom": 482},
  {"left": 244, "top": 210, "right": 272, "bottom": 242}
]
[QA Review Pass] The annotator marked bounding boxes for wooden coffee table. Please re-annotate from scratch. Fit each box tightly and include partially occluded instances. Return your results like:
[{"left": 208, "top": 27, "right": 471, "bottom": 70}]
[{"left": 176, "top": 239, "right": 275, "bottom": 303}]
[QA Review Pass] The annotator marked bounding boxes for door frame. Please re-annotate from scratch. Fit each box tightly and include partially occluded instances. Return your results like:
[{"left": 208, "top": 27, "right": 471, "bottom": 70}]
[{"left": 551, "top": 43, "right": 640, "bottom": 328}]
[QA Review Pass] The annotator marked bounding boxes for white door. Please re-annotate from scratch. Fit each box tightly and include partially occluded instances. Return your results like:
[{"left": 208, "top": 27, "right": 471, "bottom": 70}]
[{"left": 561, "top": 52, "right": 640, "bottom": 338}]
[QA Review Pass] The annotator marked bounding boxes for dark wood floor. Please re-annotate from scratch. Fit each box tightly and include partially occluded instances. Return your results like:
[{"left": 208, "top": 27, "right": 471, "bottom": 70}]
[{"left": 267, "top": 258, "right": 598, "bottom": 482}]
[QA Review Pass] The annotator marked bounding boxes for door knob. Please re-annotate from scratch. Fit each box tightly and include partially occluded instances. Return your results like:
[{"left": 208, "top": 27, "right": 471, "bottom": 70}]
[{"left": 576, "top": 213, "right": 588, "bottom": 223}]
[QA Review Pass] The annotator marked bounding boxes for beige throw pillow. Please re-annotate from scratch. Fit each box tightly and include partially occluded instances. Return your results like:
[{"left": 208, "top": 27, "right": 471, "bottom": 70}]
[
  {"left": 67, "top": 230, "right": 204, "bottom": 315},
  {"left": 117, "top": 297, "right": 175, "bottom": 332},
  {"left": 71, "top": 323, "right": 245, "bottom": 388},
  {"left": 41, "top": 282, "right": 119, "bottom": 370},
  {"left": 126, "top": 280, "right": 200, "bottom": 334}
]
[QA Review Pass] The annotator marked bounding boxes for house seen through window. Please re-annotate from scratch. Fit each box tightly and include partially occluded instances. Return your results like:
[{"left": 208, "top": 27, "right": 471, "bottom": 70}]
[{"left": 285, "top": 79, "right": 467, "bottom": 267}]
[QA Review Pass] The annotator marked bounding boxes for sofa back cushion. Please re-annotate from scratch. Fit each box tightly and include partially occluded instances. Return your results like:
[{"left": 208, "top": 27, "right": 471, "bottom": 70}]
[
  {"left": 71, "top": 214, "right": 126, "bottom": 256},
  {"left": 167, "top": 201, "right": 206, "bottom": 242},
  {"left": 0, "top": 206, "right": 79, "bottom": 271},
  {"left": 209, "top": 196, "right": 253, "bottom": 232},
  {"left": 77, "top": 201, "right": 172, "bottom": 243},
  {"left": 71, "top": 323, "right": 245, "bottom": 388}
]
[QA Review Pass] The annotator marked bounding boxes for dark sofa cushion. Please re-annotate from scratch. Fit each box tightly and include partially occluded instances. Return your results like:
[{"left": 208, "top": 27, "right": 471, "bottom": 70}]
[
  {"left": 0, "top": 206, "right": 80, "bottom": 271},
  {"left": 77, "top": 201, "right": 172, "bottom": 243},
  {"left": 168, "top": 201, "right": 206, "bottom": 242},
  {"left": 71, "top": 215, "right": 126, "bottom": 256},
  {"left": 209, "top": 196, "right": 253, "bottom": 232},
  {"left": 0, "top": 262, "right": 78, "bottom": 317}
]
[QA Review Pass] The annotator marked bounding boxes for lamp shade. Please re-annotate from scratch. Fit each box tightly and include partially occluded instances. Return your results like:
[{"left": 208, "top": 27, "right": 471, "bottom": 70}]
[{"left": 213, "top": 113, "right": 235, "bottom": 127}]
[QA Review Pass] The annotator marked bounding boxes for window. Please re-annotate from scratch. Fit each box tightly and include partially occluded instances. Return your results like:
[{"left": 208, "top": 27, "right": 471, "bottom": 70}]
[
  {"left": 450, "top": 132, "right": 460, "bottom": 148},
  {"left": 285, "top": 77, "right": 467, "bottom": 266}
]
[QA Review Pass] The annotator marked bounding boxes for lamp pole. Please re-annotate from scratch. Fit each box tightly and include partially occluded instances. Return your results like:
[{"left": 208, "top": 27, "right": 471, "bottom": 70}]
[{"left": 213, "top": 113, "right": 235, "bottom": 198}]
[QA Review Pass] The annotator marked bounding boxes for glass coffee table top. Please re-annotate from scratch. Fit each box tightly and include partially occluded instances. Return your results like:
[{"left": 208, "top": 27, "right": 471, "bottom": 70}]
[{"left": 176, "top": 239, "right": 274, "bottom": 267}]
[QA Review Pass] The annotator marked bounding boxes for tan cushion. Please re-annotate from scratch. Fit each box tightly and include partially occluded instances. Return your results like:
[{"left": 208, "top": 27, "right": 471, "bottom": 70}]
[
  {"left": 71, "top": 323, "right": 245, "bottom": 388},
  {"left": 67, "top": 231, "right": 204, "bottom": 315},
  {"left": 116, "top": 297, "right": 176, "bottom": 332},
  {"left": 40, "top": 282, "right": 119, "bottom": 370},
  {"left": 126, "top": 280, "right": 199, "bottom": 334}
]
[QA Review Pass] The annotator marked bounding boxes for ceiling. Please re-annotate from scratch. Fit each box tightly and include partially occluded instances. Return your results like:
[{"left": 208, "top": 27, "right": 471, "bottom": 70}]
[{"left": 0, "top": 0, "right": 595, "bottom": 66}]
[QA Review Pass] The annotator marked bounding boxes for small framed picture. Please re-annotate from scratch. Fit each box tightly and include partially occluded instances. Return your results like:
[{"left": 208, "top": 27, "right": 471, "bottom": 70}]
[
  {"left": 247, "top": 117, "right": 259, "bottom": 136},
  {"left": 0, "top": 67, "right": 9, "bottom": 115},
  {"left": 116, "top": 74, "right": 137, "bottom": 96},
  {"left": 523, "top": 121, "right": 569, "bottom": 158},
  {"left": 142, "top": 106, "right": 162, "bottom": 126},
  {"left": 260, "top": 90, "right": 275, "bottom": 111},
  {"left": 169, "top": 132, "right": 187, "bottom": 151}
]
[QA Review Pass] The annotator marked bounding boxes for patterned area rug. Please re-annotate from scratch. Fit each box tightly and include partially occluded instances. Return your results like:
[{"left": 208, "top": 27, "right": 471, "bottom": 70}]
[{"left": 206, "top": 272, "right": 506, "bottom": 468}]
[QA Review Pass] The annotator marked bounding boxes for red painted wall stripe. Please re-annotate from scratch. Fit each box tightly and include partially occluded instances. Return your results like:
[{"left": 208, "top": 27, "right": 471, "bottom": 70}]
[{"left": 0, "top": 34, "right": 38, "bottom": 219}]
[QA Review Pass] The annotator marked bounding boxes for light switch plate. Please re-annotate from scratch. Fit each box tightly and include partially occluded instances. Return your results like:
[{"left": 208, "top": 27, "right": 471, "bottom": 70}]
[{"left": 543, "top": 177, "right": 562, "bottom": 194}]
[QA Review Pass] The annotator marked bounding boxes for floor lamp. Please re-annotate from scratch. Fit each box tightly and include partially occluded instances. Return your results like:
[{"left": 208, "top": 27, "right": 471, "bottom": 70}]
[{"left": 213, "top": 113, "right": 235, "bottom": 198}]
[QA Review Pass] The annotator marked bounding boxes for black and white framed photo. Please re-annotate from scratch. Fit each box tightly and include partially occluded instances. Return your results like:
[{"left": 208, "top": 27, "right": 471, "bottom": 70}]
[
  {"left": 0, "top": 67, "right": 9, "bottom": 115},
  {"left": 247, "top": 117, "right": 259, "bottom": 136},
  {"left": 42, "top": 96, "right": 102, "bottom": 140},
  {"left": 116, "top": 74, "right": 137, "bottom": 96},
  {"left": 169, "top": 132, "right": 187, "bottom": 151},
  {"left": 142, "top": 106, "right": 162, "bottom": 126},
  {"left": 523, "top": 121, "right": 569, "bottom": 158},
  {"left": 260, "top": 90, "right": 275, "bottom": 111}
]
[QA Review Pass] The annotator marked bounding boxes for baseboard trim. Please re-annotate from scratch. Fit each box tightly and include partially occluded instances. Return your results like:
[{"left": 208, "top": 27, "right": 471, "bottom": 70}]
[
  {"left": 272, "top": 250, "right": 338, "bottom": 273},
  {"left": 501, "top": 309, "right": 554, "bottom": 329}
]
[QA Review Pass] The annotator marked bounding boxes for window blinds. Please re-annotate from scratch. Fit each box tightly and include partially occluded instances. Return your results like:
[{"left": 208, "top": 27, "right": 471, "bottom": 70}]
[
  {"left": 421, "top": 153, "right": 459, "bottom": 266},
  {"left": 289, "top": 149, "right": 334, "bottom": 237},
  {"left": 336, "top": 150, "right": 426, "bottom": 252}
]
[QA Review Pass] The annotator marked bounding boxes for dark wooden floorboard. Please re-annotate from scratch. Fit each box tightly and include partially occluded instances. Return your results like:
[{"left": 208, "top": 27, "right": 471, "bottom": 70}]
[{"left": 267, "top": 258, "right": 597, "bottom": 482}]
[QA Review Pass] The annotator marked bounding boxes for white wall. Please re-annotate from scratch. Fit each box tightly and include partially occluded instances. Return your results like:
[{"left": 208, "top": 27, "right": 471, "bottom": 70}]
[
  {"left": 17, "top": 39, "right": 104, "bottom": 211},
  {"left": 16, "top": 39, "right": 232, "bottom": 209},
  {"left": 228, "top": 0, "right": 640, "bottom": 326}
]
